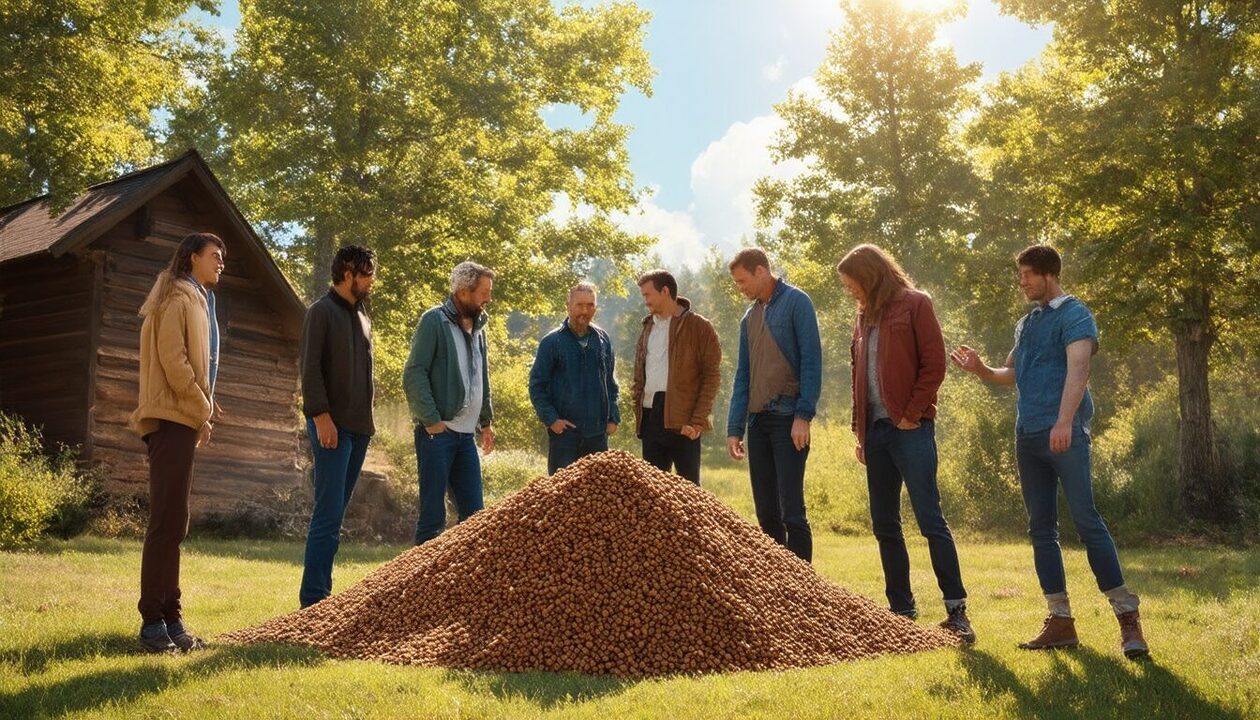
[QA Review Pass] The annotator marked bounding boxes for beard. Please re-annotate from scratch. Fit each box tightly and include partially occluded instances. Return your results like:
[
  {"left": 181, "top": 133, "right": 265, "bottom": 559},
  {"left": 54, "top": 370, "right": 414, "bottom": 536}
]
[{"left": 455, "top": 296, "right": 482, "bottom": 319}]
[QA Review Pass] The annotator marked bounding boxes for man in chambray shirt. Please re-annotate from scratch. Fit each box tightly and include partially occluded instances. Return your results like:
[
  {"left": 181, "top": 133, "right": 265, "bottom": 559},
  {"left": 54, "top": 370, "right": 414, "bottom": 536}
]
[{"left": 952, "top": 245, "right": 1149, "bottom": 660}]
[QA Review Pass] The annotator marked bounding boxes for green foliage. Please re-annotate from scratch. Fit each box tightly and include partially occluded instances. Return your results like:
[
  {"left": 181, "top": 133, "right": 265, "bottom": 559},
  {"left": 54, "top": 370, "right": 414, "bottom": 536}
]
[
  {"left": 935, "top": 377, "right": 1023, "bottom": 535},
  {"left": 755, "top": 0, "right": 981, "bottom": 299},
  {"left": 169, "top": 0, "right": 658, "bottom": 398},
  {"left": 480, "top": 449, "right": 547, "bottom": 506},
  {"left": 0, "top": 413, "right": 93, "bottom": 549},
  {"left": 1094, "top": 361, "right": 1260, "bottom": 539},
  {"left": 0, "top": 0, "right": 219, "bottom": 209}
]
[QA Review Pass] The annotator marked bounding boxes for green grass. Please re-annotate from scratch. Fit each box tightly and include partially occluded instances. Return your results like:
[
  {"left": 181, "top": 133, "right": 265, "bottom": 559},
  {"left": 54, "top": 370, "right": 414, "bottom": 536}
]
[{"left": 2, "top": 527, "right": 1257, "bottom": 719}]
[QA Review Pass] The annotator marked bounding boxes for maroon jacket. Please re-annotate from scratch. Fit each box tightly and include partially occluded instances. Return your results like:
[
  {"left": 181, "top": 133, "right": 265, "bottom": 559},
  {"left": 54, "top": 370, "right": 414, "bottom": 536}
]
[{"left": 849, "top": 288, "right": 946, "bottom": 448}]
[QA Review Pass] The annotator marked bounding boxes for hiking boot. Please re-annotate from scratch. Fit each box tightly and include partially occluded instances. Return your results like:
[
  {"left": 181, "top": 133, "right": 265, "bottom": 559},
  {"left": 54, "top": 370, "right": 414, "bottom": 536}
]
[
  {"left": 939, "top": 604, "right": 976, "bottom": 644},
  {"left": 1018, "top": 615, "right": 1079, "bottom": 650},
  {"left": 138, "top": 622, "right": 177, "bottom": 654},
  {"left": 891, "top": 607, "right": 919, "bottom": 621},
  {"left": 166, "top": 620, "right": 207, "bottom": 653},
  {"left": 1117, "top": 610, "right": 1149, "bottom": 660}
]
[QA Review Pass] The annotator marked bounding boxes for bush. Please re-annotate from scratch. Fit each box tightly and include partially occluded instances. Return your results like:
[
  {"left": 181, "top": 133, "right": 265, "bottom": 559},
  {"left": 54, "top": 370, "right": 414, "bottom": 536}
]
[
  {"left": 1094, "top": 364, "right": 1260, "bottom": 538},
  {"left": 0, "top": 413, "right": 95, "bottom": 549},
  {"left": 935, "top": 377, "right": 1026, "bottom": 536}
]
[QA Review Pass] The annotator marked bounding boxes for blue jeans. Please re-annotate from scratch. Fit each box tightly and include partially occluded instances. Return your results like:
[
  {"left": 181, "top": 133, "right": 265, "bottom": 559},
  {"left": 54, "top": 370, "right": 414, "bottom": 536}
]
[
  {"left": 414, "top": 427, "right": 483, "bottom": 545},
  {"left": 300, "top": 418, "right": 371, "bottom": 608},
  {"left": 1016, "top": 427, "right": 1125, "bottom": 595},
  {"left": 548, "top": 430, "right": 608, "bottom": 474},
  {"left": 747, "top": 412, "right": 812, "bottom": 562},
  {"left": 865, "top": 418, "right": 966, "bottom": 614}
]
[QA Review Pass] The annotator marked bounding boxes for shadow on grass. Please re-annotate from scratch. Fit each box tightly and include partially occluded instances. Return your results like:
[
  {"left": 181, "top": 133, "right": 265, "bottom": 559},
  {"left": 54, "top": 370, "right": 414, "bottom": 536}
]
[
  {"left": 0, "top": 632, "right": 138, "bottom": 675},
  {"left": 182, "top": 537, "right": 408, "bottom": 566},
  {"left": 445, "top": 668, "right": 635, "bottom": 710},
  {"left": 0, "top": 642, "right": 323, "bottom": 719},
  {"left": 14, "top": 535, "right": 406, "bottom": 568},
  {"left": 958, "top": 647, "right": 1245, "bottom": 719},
  {"left": 1122, "top": 549, "right": 1260, "bottom": 602}
]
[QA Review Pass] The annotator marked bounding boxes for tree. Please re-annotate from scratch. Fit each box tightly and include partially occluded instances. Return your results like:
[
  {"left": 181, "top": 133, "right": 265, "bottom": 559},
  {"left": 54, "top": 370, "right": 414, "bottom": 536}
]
[
  {"left": 971, "top": 0, "right": 1260, "bottom": 523},
  {"left": 754, "top": 0, "right": 981, "bottom": 296},
  {"left": 0, "top": 0, "right": 216, "bottom": 209},
  {"left": 171, "top": 0, "right": 656, "bottom": 396}
]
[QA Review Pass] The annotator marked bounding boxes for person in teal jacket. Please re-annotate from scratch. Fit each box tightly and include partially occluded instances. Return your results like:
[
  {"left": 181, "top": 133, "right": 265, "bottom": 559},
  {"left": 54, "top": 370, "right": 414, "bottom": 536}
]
[{"left": 403, "top": 261, "right": 495, "bottom": 545}]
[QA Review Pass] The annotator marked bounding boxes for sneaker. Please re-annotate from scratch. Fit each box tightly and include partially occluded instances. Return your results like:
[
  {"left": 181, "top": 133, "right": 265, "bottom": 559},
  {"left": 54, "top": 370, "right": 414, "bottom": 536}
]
[
  {"left": 1117, "top": 610, "right": 1149, "bottom": 660},
  {"left": 138, "top": 621, "right": 177, "bottom": 654},
  {"left": 166, "top": 620, "right": 207, "bottom": 652},
  {"left": 1018, "top": 615, "right": 1079, "bottom": 650},
  {"left": 939, "top": 604, "right": 977, "bottom": 644}
]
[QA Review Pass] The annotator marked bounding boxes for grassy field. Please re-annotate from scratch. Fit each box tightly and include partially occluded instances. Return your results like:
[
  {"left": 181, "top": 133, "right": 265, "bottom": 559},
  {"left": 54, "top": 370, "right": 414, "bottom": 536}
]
[{"left": 3, "top": 497, "right": 1257, "bottom": 720}]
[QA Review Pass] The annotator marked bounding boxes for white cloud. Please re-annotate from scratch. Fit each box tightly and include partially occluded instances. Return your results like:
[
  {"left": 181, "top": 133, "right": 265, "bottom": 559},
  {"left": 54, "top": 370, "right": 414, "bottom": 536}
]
[
  {"left": 688, "top": 110, "right": 806, "bottom": 257},
  {"left": 612, "top": 189, "right": 709, "bottom": 269},
  {"left": 762, "top": 54, "right": 787, "bottom": 81},
  {"left": 546, "top": 81, "right": 815, "bottom": 270}
]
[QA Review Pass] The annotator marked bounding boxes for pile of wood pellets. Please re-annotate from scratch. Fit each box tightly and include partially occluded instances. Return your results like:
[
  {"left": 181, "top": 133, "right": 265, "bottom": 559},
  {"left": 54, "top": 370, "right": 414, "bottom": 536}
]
[{"left": 222, "top": 450, "right": 958, "bottom": 676}]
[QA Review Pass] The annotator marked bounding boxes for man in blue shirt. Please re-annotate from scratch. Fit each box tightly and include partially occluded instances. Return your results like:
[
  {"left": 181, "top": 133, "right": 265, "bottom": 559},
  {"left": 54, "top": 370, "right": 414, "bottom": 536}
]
[
  {"left": 529, "top": 282, "right": 621, "bottom": 473},
  {"left": 952, "top": 245, "right": 1149, "bottom": 659},
  {"left": 725, "top": 248, "right": 822, "bottom": 562}
]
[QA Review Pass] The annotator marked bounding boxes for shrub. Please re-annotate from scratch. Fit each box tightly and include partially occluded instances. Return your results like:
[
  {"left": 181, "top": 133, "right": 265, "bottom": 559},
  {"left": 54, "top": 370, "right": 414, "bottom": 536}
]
[{"left": 0, "top": 413, "right": 95, "bottom": 549}]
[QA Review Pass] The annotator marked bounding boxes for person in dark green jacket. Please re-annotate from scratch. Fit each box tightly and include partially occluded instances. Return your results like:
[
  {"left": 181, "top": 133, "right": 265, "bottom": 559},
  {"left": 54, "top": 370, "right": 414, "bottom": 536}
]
[
  {"left": 403, "top": 261, "right": 495, "bottom": 545},
  {"left": 528, "top": 282, "right": 621, "bottom": 474}
]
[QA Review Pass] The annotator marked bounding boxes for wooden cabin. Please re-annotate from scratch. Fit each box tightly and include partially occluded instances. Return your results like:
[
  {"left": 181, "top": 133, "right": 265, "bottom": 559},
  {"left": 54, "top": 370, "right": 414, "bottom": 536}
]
[{"left": 0, "top": 150, "right": 306, "bottom": 518}]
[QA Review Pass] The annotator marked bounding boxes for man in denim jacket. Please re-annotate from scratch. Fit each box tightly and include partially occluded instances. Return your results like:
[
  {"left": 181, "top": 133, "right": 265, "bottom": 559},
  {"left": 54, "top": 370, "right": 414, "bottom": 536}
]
[
  {"left": 725, "top": 248, "right": 823, "bottom": 562},
  {"left": 529, "top": 282, "right": 621, "bottom": 473},
  {"left": 953, "top": 244, "right": 1149, "bottom": 659}
]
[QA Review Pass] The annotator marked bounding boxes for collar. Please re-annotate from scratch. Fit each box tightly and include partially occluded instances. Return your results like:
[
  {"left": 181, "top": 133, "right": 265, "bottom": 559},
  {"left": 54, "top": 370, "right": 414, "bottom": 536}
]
[
  {"left": 441, "top": 296, "right": 488, "bottom": 332},
  {"left": 183, "top": 274, "right": 208, "bottom": 298},
  {"left": 562, "top": 317, "right": 597, "bottom": 338},
  {"left": 760, "top": 276, "right": 791, "bottom": 306},
  {"left": 1033, "top": 294, "right": 1074, "bottom": 313},
  {"left": 326, "top": 287, "right": 361, "bottom": 313},
  {"left": 643, "top": 296, "right": 693, "bottom": 326}
]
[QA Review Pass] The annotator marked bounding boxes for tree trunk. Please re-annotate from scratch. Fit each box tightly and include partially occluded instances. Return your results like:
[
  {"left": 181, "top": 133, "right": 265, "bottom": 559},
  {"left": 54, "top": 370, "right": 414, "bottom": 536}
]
[
  {"left": 1172, "top": 310, "right": 1232, "bottom": 524},
  {"left": 307, "top": 228, "right": 336, "bottom": 302}
]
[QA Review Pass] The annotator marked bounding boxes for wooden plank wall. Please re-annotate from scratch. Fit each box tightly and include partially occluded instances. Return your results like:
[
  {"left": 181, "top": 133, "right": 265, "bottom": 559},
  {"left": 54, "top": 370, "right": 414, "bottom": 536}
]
[
  {"left": 90, "top": 179, "right": 303, "bottom": 517},
  {"left": 0, "top": 254, "right": 94, "bottom": 450}
]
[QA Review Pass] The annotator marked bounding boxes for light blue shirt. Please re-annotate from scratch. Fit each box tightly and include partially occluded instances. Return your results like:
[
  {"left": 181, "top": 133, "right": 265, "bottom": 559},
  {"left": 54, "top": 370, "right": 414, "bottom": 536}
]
[
  {"left": 1012, "top": 294, "right": 1098, "bottom": 435},
  {"left": 445, "top": 319, "right": 484, "bottom": 434},
  {"left": 185, "top": 275, "right": 219, "bottom": 397}
]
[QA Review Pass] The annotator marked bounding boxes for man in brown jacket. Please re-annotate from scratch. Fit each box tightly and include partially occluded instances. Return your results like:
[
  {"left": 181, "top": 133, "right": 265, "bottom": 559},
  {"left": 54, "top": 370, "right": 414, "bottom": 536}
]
[
  {"left": 631, "top": 269, "right": 721, "bottom": 484},
  {"left": 128, "top": 232, "right": 225, "bottom": 653}
]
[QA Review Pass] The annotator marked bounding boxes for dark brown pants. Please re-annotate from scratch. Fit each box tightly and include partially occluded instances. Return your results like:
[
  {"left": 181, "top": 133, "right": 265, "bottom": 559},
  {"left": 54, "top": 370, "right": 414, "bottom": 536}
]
[{"left": 138, "top": 420, "right": 197, "bottom": 624}]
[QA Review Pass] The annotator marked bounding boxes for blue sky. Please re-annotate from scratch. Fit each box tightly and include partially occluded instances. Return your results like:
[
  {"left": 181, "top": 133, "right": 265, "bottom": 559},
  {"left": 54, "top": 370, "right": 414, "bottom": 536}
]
[{"left": 189, "top": 0, "right": 1050, "bottom": 267}]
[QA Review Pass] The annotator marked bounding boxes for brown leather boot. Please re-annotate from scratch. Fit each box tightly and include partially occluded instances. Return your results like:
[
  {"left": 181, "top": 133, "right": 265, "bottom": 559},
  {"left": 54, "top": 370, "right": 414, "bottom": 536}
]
[
  {"left": 1018, "top": 615, "right": 1079, "bottom": 650},
  {"left": 1117, "top": 610, "right": 1150, "bottom": 659}
]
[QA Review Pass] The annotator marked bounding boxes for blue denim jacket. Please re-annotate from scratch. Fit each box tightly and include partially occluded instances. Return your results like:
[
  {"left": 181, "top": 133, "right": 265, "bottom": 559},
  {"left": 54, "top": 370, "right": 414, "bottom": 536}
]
[
  {"left": 726, "top": 278, "right": 823, "bottom": 438},
  {"left": 529, "top": 319, "right": 621, "bottom": 438},
  {"left": 1013, "top": 294, "right": 1098, "bottom": 435}
]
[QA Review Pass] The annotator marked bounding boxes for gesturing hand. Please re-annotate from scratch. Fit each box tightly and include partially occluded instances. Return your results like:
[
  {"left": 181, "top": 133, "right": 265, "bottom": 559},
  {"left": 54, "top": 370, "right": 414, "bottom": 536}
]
[{"left": 950, "top": 345, "right": 984, "bottom": 374}]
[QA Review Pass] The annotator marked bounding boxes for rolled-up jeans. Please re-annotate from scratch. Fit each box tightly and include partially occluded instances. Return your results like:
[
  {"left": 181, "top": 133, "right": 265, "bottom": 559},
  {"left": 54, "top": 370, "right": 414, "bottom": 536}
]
[{"left": 1016, "top": 425, "right": 1125, "bottom": 595}]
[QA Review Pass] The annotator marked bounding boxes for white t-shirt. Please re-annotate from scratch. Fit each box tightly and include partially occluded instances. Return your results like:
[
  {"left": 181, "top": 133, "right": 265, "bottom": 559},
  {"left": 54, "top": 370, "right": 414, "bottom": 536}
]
[{"left": 642, "top": 314, "right": 671, "bottom": 408}]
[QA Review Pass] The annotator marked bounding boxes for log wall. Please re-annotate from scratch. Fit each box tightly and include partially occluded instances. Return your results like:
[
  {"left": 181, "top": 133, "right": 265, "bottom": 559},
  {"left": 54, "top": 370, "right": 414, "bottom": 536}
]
[
  {"left": 0, "top": 254, "right": 95, "bottom": 450},
  {"left": 88, "top": 177, "right": 304, "bottom": 517}
]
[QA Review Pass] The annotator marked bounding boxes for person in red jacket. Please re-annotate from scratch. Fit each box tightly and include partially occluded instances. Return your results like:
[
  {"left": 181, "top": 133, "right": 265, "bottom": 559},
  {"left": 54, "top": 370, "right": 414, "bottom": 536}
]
[{"left": 838, "top": 244, "right": 974, "bottom": 643}]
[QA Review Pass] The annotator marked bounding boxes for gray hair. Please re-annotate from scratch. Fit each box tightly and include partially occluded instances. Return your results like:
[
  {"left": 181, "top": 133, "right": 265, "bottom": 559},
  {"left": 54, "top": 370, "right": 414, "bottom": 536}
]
[
  {"left": 568, "top": 281, "right": 597, "bottom": 301},
  {"left": 450, "top": 261, "right": 495, "bottom": 295}
]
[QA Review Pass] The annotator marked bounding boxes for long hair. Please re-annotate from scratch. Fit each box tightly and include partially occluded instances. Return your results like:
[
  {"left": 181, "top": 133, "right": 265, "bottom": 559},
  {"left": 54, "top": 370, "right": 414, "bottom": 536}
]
[
  {"left": 836, "top": 244, "right": 914, "bottom": 324},
  {"left": 139, "top": 233, "right": 225, "bottom": 317}
]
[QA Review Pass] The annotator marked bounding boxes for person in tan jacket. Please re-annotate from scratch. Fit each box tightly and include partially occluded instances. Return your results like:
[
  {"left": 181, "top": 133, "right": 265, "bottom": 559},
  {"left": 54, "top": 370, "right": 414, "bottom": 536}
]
[
  {"left": 128, "top": 232, "right": 225, "bottom": 653},
  {"left": 631, "top": 269, "right": 721, "bottom": 484}
]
